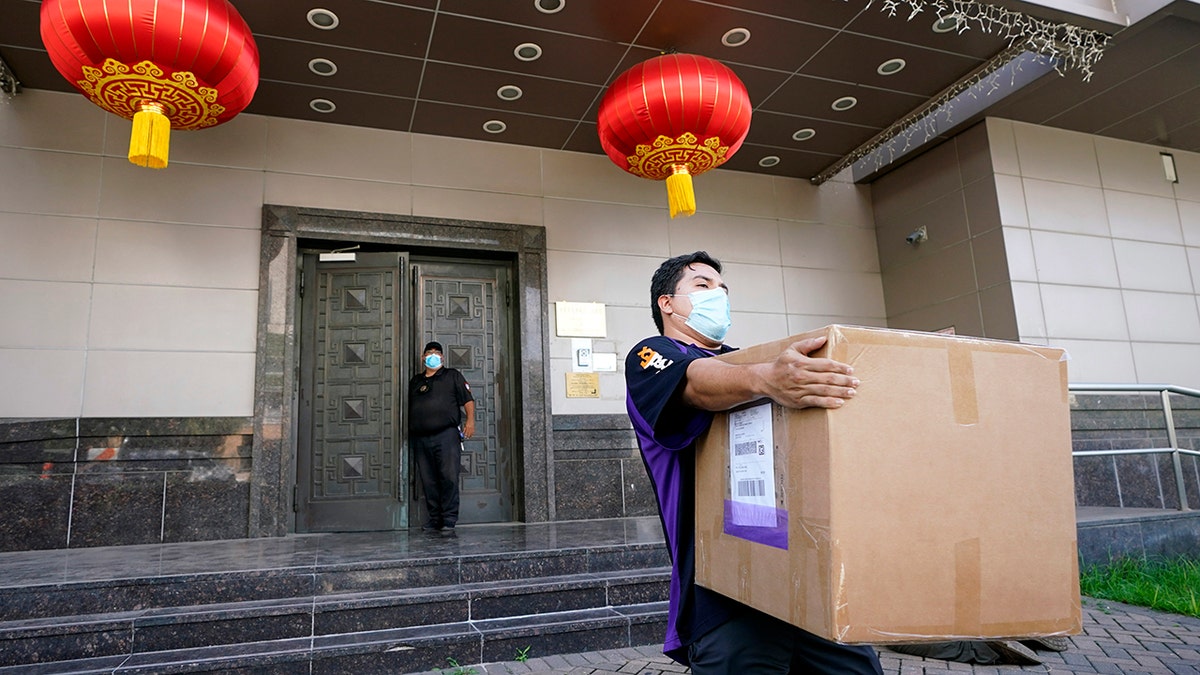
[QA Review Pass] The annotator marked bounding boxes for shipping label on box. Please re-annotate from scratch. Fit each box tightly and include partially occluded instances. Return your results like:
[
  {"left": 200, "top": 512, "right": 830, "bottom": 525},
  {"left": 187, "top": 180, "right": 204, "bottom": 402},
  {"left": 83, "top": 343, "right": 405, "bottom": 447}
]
[
  {"left": 695, "top": 325, "right": 1082, "bottom": 644},
  {"left": 724, "top": 403, "right": 788, "bottom": 548}
]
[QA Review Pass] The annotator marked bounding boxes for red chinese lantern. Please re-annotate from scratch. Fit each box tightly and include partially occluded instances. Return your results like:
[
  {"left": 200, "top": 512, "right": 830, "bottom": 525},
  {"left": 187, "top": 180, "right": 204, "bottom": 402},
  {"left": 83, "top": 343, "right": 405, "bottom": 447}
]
[
  {"left": 597, "top": 54, "right": 752, "bottom": 218},
  {"left": 40, "top": 0, "right": 259, "bottom": 169}
]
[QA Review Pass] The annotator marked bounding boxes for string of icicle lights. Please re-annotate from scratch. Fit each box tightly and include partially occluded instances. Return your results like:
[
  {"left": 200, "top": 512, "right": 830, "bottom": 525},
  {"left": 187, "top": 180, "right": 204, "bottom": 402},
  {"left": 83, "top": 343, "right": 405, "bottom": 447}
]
[
  {"left": 810, "top": 0, "right": 1112, "bottom": 183},
  {"left": 865, "top": 0, "right": 1110, "bottom": 80}
]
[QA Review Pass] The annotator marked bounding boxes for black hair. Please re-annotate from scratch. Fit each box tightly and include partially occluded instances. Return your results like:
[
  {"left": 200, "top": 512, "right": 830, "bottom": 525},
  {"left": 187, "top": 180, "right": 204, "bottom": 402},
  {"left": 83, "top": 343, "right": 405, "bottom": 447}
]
[{"left": 649, "top": 251, "right": 723, "bottom": 334}]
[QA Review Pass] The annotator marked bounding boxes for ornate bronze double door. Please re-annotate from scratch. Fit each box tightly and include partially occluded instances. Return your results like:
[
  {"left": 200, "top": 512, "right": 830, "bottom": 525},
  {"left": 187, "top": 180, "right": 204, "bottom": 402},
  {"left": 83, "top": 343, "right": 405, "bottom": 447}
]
[{"left": 296, "top": 252, "right": 516, "bottom": 532}]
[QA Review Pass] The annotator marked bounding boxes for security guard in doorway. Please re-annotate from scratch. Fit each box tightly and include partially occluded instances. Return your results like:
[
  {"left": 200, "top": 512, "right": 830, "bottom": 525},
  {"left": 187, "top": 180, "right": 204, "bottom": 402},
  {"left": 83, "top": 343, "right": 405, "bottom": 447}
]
[{"left": 408, "top": 341, "right": 475, "bottom": 534}]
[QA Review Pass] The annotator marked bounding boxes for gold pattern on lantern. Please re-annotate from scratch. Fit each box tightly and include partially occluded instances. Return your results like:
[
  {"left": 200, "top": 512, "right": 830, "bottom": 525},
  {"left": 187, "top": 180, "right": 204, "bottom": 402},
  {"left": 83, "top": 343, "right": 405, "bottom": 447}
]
[
  {"left": 78, "top": 59, "right": 224, "bottom": 129},
  {"left": 627, "top": 134, "right": 729, "bottom": 180}
]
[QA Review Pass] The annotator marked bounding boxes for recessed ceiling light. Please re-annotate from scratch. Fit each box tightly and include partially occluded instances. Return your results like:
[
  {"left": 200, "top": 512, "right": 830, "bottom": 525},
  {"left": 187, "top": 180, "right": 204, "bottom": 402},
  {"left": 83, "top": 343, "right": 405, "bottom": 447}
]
[
  {"left": 309, "top": 98, "right": 336, "bottom": 113},
  {"left": 831, "top": 96, "right": 858, "bottom": 112},
  {"left": 932, "top": 15, "right": 960, "bottom": 33},
  {"left": 877, "top": 58, "right": 906, "bottom": 76},
  {"left": 722, "top": 27, "right": 751, "bottom": 47},
  {"left": 483, "top": 120, "right": 508, "bottom": 134},
  {"left": 758, "top": 155, "right": 780, "bottom": 168},
  {"left": 792, "top": 128, "right": 816, "bottom": 142},
  {"left": 307, "top": 8, "right": 339, "bottom": 30},
  {"left": 514, "top": 42, "right": 543, "bottom": 62},
  {"left": 496, "top": 85, "right": 524, "bottom": 101},
  {"left": 534, "top": 0, "right": 566, "bottom": 14},
  {"left": 308, "top": 58, "right": 338, "bottom": 76}
]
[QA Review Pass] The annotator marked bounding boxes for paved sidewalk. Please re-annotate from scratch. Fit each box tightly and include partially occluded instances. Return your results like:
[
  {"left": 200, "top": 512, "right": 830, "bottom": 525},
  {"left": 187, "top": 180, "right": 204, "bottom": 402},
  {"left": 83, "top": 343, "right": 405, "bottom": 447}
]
[{"left": 442, "top": 598, "right": 1200, "bottom": 675}]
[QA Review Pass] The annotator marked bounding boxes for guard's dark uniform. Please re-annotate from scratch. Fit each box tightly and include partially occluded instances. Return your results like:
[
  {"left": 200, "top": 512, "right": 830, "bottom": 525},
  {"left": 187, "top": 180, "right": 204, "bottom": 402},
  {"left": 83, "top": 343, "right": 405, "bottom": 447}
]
[{"left": 409, "top": 367, "right": 473, "bottom": 530}]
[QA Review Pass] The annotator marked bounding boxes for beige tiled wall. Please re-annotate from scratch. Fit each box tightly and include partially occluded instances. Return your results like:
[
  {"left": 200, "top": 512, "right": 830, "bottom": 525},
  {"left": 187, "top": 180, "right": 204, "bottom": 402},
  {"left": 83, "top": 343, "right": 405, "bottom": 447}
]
[
  {"left": 869, "top": 117, "right": 1200, "bottom": 388},
  {"left": 0, "top": 89, "right": 884, "bottom": 417},
  {"left": 991, "top": 119, "right": 1200, "bottom": 387},
  {"left": 870, "top": 122, "right": 1016, "bottom": 339}
]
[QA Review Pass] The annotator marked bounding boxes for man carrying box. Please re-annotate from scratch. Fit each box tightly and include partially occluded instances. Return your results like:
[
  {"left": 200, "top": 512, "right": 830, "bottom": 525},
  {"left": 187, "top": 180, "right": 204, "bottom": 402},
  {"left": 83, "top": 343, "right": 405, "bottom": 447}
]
[{"left": 624, "top": 251, "right": 883, "bottom": 674}]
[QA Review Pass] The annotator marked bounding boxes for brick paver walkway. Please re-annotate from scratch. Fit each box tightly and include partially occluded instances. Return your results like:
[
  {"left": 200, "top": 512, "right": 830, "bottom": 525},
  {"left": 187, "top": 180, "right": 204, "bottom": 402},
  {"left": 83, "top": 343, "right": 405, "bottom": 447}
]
[{"left": 440, "top": 598, "right": 1200, "bottom": 675}]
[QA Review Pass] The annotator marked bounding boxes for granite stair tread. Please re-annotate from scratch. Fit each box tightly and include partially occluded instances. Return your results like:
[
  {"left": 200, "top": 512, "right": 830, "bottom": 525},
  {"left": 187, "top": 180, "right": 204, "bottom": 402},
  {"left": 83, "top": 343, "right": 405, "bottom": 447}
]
[
  {"left": 0, "top": 601, "right": 671, "bottom": 674},
  {"left": 0, "top": 566, "right": 671, "bottom": 633},
  {"left": 0, "top": 545, "right": 671, "bottom": 623}
]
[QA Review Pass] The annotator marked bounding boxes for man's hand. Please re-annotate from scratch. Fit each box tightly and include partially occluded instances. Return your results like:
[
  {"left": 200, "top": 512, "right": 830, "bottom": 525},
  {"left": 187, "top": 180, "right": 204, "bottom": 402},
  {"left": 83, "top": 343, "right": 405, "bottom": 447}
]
[
  {"left": 755, "top": 336, "right": 859, "bottom": 410},
  {"left": 680, "top": 335, "right": 859, "bottom": 412},
  {"left": 462, "top": 400, "right": 477, "bottom": 439}
]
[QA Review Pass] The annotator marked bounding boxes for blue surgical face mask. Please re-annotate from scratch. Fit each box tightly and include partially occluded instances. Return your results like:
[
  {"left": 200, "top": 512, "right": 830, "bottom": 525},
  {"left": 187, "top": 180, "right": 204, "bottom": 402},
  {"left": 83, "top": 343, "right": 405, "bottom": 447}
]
[
  {"left": 676, "top": 288, "right": 731, "bottom": 342},
  {"left": 424, "top": 353, "right": 443, "bottom": 369}
]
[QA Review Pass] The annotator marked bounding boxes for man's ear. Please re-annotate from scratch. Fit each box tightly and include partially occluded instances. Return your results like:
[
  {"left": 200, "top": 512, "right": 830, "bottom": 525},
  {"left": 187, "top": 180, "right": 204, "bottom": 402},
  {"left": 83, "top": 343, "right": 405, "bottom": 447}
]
[{"left": 657, "top": 294, "right": 674, "bottom": 318}]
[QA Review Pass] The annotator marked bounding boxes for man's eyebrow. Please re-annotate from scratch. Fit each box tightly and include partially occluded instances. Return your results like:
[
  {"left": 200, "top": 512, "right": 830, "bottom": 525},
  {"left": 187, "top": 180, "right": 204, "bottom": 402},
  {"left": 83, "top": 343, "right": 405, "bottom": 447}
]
[{"left": 692, "top": 273, "right": 729, "bottom": 290}]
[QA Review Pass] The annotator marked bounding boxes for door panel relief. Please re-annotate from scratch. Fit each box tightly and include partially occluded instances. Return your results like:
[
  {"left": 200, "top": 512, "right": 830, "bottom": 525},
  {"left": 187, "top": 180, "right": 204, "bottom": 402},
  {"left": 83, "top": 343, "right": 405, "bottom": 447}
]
[
  {"left": 297, "top": 253, "right": 407, "bottom": 532},
  {"left": 416, "top": 262, "right": 513, "bottom": 523}
]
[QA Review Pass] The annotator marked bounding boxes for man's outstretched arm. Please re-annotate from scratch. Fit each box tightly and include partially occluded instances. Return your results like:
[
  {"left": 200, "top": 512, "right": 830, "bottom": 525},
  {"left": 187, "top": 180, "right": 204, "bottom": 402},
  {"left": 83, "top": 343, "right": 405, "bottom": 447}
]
[{"left": 680, "top": 336, "right": 859, "bottom": 412}]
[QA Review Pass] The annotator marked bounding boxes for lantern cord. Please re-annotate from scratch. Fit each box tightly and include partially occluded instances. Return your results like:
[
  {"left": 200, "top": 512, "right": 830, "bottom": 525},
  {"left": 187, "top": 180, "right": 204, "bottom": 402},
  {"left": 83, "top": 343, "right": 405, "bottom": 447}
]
[
  {"left": 666, "top": 165, "right": 696, "bottom": 218},
  {"left": 129, "top": 104, "right": 170, "bottom": 169}
]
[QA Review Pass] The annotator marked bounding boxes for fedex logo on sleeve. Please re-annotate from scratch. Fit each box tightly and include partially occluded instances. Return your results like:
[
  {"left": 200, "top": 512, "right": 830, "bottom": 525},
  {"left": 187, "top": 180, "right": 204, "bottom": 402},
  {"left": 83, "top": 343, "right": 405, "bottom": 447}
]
[{"left": 638, "top": 346, "right": 674, "bottom": 371}]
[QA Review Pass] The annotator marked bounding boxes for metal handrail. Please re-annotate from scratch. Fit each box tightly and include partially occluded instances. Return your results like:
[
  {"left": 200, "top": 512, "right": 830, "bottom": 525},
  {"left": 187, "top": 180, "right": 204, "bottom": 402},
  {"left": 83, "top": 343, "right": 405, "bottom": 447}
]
[
  {"left": 1069, "top": 383, "right": 1200, "bottom": 512},
  {"left": 1070, "top": 383, "right": 1200, "bottom": 397}
]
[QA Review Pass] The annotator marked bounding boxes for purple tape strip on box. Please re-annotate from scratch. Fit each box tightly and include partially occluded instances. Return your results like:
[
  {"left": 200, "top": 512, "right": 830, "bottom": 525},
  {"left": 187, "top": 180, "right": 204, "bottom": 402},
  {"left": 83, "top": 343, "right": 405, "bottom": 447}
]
[{"left": 723, "top": 500, "right": 789, "bottom": 550}]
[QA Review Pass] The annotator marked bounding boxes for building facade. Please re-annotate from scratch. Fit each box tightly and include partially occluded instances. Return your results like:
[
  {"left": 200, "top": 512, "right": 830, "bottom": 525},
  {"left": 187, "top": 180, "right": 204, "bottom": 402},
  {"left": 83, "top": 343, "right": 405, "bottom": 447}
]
[{"left": 1, "top": 89, "right": 1198, "bottom": 551}]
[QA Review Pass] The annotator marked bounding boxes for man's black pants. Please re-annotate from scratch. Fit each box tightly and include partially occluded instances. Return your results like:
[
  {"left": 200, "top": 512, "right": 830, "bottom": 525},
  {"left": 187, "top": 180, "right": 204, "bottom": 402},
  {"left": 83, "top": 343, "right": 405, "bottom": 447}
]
[
  {"left": 413, "top": 426, "right": 461, "bottom": 529},
  {"left": 688, "top": 606, "right": 884, "bottom": 674}
]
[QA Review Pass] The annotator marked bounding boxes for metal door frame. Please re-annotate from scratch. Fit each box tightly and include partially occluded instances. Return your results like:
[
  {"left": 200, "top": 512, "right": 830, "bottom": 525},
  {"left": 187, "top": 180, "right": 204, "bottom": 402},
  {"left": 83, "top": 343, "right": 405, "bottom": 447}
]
[{"left": 252, "top": 206, "right": 554, "bottom": 538}]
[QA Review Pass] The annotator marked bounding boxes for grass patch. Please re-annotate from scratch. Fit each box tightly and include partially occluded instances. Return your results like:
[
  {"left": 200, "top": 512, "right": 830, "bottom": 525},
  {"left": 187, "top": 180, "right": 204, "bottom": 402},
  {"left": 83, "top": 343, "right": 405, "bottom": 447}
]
[{"left": 1080, "top": 555, "right": 1200, "bottom": 619}]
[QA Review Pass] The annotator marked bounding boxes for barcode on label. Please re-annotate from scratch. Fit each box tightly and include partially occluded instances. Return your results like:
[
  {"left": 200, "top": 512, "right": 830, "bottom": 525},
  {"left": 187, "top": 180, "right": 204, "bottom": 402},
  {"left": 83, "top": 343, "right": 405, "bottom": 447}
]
[
  {"left": 736, "top": 479, "right": 766, "bottom": 497},
  {"left": 734, "top": 441, "right": 758, "bottom": 456}
]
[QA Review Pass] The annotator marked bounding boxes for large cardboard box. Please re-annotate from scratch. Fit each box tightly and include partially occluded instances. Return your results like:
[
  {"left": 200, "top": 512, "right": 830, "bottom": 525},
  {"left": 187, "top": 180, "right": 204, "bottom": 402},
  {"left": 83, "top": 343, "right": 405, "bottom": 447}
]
[{"left": 695, "top": 325, "right": 1081, "bottom": 644}]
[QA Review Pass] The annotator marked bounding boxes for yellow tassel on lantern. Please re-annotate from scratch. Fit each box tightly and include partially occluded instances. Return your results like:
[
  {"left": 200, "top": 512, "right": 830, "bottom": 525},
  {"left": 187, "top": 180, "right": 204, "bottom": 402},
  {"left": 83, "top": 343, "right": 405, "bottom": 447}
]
[
  {"left": 129, "top": 103, "right": 170, "bottom": 169},
  {"left": 666, "top": 164, "right": 696, "bottom": 218}
]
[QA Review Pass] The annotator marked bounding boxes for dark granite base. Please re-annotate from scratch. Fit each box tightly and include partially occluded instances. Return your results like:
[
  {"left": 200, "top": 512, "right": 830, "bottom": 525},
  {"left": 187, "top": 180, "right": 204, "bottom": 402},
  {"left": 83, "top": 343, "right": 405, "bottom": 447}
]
[
  {"left": 0, "top": 471, "right": 72, "bottom": 550},
  {"left": 621, "top": 457, "right": 659, "bottom": 516},
  {"left": 554, "top": 459, "right": 624, "bottom": 520},
  {"left": 1115, "top": 454, "right": 1166, "bottom": 509},
  {"left": 164, "top": 468, "right": 252, "bottom": 542},
  {"left": 1077, "top": 510, "right": 1200, "bottom": 566},
  {"left": 1071, "top": 391, "right": 1200, "bottom": 510},
  {"left": 71, "top": 472, "right": 166, "bottom": 547},
  {"left": 551, "top": 415, "right": 657, "bottom": 521},
  {"left": 1074, "top": 456, "right": 1118, "bottom": 506},
  {"left": 0, "top": 417, "right": 254, "bottom": 552}
]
